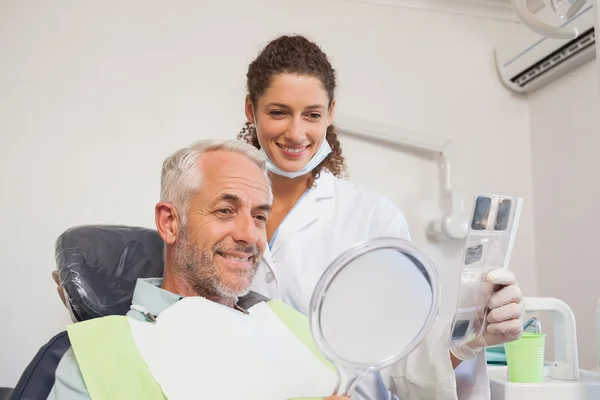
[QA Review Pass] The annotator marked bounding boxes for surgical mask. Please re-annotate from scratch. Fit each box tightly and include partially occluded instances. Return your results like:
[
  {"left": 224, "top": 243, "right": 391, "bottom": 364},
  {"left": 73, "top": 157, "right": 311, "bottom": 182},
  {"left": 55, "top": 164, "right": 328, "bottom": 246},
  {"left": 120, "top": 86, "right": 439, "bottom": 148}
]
[
  {"left": 252, "top": 109, "right": 332, "bottom": 179},
  {"left": 259, "top": 140, "right": 332, "bottom": 179}
]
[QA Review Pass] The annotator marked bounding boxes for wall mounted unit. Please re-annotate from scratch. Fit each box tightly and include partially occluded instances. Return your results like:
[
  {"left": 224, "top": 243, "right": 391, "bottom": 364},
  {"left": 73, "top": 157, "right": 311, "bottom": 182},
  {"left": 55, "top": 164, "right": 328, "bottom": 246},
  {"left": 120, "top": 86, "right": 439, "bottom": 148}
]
[{"left": 494, "top": 4, "right": 596, "bottom": 94}]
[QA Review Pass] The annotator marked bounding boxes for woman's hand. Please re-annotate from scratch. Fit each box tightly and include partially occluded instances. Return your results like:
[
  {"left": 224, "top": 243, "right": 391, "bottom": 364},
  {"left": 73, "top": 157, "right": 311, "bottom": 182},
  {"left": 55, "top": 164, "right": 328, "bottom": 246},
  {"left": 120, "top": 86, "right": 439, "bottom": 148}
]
[
  {"left": 470, "top": 269, "right": 525, "bottom": 348},
  {"left": 450, "top": 268, "right": 524, "bottom": 362}
]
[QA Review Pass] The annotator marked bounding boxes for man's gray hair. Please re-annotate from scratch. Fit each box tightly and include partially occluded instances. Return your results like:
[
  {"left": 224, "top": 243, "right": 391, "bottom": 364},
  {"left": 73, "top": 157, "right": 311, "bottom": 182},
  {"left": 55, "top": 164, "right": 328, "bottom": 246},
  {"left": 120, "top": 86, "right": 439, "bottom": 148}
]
[{"left": 160, "top": 139, "right": 272, "bottom": 225}]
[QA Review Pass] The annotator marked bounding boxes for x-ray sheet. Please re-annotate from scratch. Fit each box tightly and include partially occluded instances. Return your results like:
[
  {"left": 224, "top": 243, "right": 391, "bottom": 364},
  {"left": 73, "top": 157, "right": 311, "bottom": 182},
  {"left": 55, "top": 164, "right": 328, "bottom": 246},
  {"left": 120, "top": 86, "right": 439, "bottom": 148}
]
[
  {"left": 129, "top": 297, "right": 337, "bottom": 400},
  {"left": 448, "top": 194, "right": 524, "bottom": 348}
]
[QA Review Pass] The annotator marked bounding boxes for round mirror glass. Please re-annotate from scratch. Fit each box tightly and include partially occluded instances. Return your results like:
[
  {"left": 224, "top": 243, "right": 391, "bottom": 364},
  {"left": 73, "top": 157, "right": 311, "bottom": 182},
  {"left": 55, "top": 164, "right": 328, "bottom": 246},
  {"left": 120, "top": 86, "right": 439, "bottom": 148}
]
[{"left": 309, "top": 237, "right": 440, "bottom": 396}]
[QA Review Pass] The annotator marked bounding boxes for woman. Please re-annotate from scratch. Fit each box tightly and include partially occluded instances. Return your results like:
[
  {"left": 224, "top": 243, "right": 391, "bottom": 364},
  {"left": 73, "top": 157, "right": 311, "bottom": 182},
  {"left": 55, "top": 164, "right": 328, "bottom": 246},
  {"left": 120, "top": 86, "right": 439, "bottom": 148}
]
[{"left": 238, "top": 35, "right": 524, "bottom": 400}]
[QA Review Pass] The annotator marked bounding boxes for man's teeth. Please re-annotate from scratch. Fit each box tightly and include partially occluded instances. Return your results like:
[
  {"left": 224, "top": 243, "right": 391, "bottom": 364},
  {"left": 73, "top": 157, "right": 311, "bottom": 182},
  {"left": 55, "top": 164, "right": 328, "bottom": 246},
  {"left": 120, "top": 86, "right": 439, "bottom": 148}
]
[
  {"left": 281, "top": 146, "right": 304, "bottom": 153},
  {"left": 223, "top": 254, "right": 250, "bottom": 261}
]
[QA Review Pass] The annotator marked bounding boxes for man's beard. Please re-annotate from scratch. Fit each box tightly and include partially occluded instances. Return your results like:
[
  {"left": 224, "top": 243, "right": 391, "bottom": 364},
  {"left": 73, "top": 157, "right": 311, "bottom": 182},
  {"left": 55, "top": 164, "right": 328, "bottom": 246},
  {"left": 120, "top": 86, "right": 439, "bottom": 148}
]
[{"left": 172, "top": 231, "right": 260, "bottom": 299}]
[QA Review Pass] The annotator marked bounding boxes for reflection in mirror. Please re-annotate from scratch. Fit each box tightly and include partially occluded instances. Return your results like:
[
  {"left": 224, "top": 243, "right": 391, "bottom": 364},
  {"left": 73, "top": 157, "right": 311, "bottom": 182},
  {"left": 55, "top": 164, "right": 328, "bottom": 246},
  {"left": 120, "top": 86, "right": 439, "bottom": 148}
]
[{"left": 309, "top": 238, "right": 439, "bottom": 397}]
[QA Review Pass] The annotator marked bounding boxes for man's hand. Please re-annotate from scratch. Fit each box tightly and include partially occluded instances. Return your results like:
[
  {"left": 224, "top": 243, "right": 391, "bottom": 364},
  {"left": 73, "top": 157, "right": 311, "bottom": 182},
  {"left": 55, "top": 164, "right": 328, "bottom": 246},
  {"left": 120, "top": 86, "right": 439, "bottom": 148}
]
[{"left": 451, "top": 268, "right": 524, "bottom": 361}]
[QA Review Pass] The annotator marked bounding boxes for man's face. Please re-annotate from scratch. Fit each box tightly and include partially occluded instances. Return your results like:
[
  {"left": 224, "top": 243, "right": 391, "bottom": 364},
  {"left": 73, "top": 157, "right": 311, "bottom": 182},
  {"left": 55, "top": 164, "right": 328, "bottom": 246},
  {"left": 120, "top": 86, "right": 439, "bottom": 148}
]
[{"left": 172, "top": 151, "right": 271, "bottom": 299}]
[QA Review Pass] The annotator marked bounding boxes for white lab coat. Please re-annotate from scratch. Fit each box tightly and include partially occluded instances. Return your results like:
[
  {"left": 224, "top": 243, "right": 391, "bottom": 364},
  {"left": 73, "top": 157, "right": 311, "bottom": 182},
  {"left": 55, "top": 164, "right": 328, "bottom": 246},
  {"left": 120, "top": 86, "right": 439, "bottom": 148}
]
[{"left": 250, "top": 171, "right": 490, "bottom": 400}]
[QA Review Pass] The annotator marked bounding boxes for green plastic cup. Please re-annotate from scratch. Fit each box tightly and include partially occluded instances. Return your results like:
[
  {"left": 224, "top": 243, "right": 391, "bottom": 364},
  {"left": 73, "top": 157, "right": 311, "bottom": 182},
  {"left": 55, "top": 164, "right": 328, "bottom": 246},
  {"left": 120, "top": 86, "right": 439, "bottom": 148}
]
[{"left": 504, "top": 332, "right": 546, "bottom": 383}]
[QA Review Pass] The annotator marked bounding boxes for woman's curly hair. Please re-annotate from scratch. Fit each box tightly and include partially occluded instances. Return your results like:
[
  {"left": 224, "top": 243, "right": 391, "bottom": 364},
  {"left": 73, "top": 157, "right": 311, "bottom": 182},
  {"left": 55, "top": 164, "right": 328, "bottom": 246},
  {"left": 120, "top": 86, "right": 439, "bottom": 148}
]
[{"left": 237, "top": 35, "right": 347, "bottom": 186}]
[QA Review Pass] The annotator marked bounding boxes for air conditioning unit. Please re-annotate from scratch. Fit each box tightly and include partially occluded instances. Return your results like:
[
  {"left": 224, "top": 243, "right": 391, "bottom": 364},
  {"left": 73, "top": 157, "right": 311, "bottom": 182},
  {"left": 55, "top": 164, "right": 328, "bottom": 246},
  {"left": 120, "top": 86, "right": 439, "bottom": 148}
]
[{"left": 494, "top": 3, "right": 596, "bottom": 94}]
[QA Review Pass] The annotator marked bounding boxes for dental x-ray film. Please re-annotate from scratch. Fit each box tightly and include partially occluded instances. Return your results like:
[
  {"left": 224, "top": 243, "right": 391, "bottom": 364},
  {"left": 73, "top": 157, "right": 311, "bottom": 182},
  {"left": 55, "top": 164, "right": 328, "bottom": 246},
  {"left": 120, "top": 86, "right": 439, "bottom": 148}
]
[{"left": 448, "top": 194, "right": 524, "bottom": 348}]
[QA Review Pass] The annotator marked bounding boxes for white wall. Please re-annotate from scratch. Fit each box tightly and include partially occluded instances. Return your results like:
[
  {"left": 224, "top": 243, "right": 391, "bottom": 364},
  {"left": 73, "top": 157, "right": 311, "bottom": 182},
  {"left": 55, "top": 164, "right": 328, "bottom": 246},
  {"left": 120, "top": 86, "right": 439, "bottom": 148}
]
[
  {"left": 529, "top": 59, "right": 600, "bottom": 370},
  {"left": 0, "top": 0, "right": 537, "bottom": 386}
]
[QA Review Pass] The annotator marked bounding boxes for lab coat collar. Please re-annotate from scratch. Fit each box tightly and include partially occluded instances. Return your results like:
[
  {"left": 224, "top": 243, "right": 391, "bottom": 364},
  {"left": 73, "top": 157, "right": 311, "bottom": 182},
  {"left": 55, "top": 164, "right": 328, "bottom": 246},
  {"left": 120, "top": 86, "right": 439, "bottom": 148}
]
[
  {"left": 262, "top": 247, "right": 276, "bottom": 270},
  {"left": 269, "top": 170, "right": 336, "bottom": 256},
  {"left": 269, "top": 193, "right": 317, "bottom": 256},
  {"left": 313, "top": 169, "right": 336, "bottom": 200}
]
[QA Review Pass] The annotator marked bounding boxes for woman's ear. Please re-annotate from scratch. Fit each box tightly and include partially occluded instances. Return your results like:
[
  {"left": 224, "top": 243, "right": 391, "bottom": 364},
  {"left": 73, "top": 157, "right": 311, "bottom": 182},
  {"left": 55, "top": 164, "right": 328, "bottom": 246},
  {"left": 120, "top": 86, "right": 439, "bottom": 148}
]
[
  {"left": 328, "top": 99, "right": 336, "bottom": 126},
  {"left": 245, "top": 96, "right": 255, "bottom": 124}
]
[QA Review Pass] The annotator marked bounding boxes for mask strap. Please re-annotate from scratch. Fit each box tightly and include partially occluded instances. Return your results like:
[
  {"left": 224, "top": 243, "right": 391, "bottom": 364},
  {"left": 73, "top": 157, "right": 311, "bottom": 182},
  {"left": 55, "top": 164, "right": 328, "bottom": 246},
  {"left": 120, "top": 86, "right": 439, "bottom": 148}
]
[{"left": 251, "top": 108, "right": 258, "bottom": 132}]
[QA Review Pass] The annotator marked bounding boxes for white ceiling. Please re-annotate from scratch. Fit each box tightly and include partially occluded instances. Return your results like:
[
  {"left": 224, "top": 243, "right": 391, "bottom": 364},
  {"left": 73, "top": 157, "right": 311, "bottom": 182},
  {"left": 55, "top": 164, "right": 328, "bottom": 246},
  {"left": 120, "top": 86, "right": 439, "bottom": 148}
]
[{"left": 349, "top": 0, "right": 546, "bottom": 22}]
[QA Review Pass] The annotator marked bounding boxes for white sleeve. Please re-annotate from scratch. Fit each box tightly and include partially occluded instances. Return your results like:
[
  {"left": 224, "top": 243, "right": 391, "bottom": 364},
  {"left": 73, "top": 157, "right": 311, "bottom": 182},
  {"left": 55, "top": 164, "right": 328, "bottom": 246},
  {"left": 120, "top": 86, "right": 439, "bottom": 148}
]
[
  {"left": 454, "top": 353, "right": 491, "bottom": 400},
  {"left": 368, "top": 198, "right": 411, "bottom": 241},
  {"left": 387, "top": 317, "right": 460, "bottom": 400}
]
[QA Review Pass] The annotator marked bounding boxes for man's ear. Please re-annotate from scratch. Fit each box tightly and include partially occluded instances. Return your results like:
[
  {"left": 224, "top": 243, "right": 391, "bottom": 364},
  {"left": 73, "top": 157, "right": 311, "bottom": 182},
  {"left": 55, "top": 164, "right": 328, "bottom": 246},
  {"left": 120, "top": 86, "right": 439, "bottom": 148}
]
[
  {"left": 244, "top": 95, "right": 255, "bottom": 125},
  {"left": 52, "top": 270, "right": 67, "bottom": 307},
  {"left": 155, "top": 202, "right": 180, "bottom": 245}
]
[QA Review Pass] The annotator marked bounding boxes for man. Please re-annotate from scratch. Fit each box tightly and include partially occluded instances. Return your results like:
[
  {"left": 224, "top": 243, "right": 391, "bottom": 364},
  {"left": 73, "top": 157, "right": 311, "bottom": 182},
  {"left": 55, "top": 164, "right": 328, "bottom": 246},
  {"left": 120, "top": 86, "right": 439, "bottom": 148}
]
[
  {"left": 48, "top": 139, "right": 349, "bottom": 400},
  {"left": 48, "top": 139, "right": 525, "bottom": 400}
]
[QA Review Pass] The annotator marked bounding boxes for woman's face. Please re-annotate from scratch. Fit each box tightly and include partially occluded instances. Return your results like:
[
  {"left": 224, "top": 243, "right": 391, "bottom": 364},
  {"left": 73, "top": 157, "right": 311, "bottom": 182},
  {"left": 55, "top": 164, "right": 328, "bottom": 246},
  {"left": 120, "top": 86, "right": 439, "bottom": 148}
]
[{"left": 245, "top": 73, "right": 335, "bottom": 174}]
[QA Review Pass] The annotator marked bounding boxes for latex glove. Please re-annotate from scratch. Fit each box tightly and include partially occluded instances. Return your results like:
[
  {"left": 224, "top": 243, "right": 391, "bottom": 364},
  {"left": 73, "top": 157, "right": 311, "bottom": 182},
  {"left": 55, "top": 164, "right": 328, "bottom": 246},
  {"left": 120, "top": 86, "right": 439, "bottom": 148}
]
[{"left": 451, "top": 268, "right": 524, "bottom": 360}]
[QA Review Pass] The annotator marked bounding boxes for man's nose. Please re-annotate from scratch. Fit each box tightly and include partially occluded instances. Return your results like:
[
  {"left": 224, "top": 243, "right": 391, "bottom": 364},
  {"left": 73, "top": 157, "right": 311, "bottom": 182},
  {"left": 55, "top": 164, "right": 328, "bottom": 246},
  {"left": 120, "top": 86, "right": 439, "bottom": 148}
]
[{"left": 232, "top": 213, "right": 260, "bottom": 245}]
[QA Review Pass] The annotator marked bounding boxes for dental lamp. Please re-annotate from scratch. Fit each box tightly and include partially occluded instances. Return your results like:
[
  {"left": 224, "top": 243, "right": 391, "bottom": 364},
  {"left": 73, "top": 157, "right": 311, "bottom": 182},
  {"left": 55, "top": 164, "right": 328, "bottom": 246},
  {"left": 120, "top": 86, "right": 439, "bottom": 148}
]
[{"left": 511, "top": 0, "right": 598, "bottom": 45}]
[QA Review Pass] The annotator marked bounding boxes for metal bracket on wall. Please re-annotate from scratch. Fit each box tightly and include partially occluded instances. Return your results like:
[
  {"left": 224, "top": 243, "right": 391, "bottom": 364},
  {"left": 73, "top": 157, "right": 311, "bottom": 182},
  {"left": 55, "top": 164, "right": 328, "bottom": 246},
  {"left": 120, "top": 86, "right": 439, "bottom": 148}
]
[{"left": 335, "top": 114, "right": 468, "bottom": 241}]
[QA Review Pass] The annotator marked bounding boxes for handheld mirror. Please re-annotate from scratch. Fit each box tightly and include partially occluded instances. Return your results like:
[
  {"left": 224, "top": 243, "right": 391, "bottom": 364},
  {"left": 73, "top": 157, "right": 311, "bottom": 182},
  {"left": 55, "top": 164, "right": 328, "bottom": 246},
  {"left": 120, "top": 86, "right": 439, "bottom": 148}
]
[{"left": 308, "top": 237, "right": 440, "bottom": 397}]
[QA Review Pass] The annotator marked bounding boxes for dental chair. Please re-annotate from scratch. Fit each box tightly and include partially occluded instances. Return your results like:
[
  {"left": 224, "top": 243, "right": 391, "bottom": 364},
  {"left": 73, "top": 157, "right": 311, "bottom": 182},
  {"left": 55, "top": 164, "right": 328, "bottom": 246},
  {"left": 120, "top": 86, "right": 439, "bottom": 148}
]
[
  {"left": 10, "top": 225, "right": 165, "bottom": 400},
  {"left": 0, "top": 388, "right": 13, "bottom": 400}
]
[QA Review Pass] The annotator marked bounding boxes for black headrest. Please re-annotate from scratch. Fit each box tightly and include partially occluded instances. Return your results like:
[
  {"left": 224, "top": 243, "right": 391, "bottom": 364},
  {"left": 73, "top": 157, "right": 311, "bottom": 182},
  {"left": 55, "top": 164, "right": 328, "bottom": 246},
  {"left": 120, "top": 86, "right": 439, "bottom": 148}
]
[{"left": 55, "top": 225, "right": 165, "bottom": 321}]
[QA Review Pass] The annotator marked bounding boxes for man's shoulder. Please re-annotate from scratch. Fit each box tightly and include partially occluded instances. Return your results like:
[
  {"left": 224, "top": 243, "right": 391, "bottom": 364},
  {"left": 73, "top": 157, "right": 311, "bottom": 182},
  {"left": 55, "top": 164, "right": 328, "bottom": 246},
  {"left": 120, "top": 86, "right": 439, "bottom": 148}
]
[
  {"left": 48, "top": 347, "right": 90, "bottom": 400},
  {"left": 49, "top": 315, "right": 145, "bottom": 400},
  {"left": 55, "top": 347, "right": 78, "bottom": 375}
]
